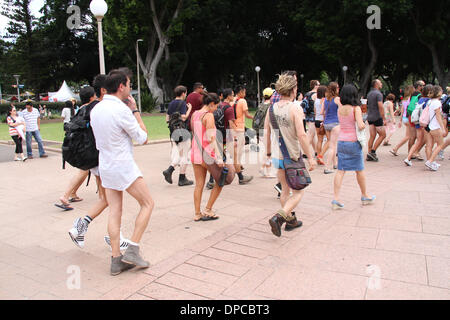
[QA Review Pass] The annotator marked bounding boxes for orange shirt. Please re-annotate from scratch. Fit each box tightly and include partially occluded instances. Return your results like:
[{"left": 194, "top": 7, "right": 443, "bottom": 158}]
[{"left": 235, "top": 98, "right": 248, "bottom": 131}]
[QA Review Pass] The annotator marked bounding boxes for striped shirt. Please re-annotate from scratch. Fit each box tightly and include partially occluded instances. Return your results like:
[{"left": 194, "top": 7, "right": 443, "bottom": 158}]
[
  {"left": 22, "top": 108, "right": 40, "bottom": 132},
  {"left": 7, "top": 116, "right": 18, "bottom": 136}
]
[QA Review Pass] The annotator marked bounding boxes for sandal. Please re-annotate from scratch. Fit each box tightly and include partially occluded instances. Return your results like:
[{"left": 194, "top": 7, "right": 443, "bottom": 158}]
[
  {"left": 194, "top": 214, "right": 204, "bottom": 222},
  {"left": 69, "top": 196, "right": 83, "bottom": 203},
  {"left": 389, "top": 150, "right": 398, "bottom": 157},
  {"left": 203, "top": 208, "right": 220, "bottom": 220},
  {"left": 55, "top": 203, "right": 74, "bottom": 211}
]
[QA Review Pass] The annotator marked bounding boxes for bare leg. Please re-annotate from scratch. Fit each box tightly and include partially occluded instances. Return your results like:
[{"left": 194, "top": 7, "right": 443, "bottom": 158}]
[
  {"left": 126, "top": 177, "right": 154, "bottom": 244},
  {"left": 424, "top": 132, "right": 433, "bottom": 161},
  {"left": 428, "top": 130, "right": 444, "bottom": 163},
  {"left": 407, "top": 128, "right": 424, "bottom": 161},
  {"left": 205, "top": 183, "right": 223, "bottom": 212},
  {"left": 86, "top": 176, "right": 108, "bottom": 220},
  {"left": 277, "top": 169, "right": 304, "bottom": 214},
  {"left": 193, "top": 164, "right": 207, "bottom": 216},
  {"left": 356, "top": 171, "right": 368, "bottom": 198},
  {"left": 61, "top": 170, "right": 89, "bottom": 203},
  {"left": 105, "top": 188, "right": 124, "bottom": 258},
  {"left": 333, "top": 170, "right": 345, "bottom": 201},
  {"left": 368, "top": 125, "right": 377, "bottom": 153},
  {"left": 326, "top": 126, "right": 340, "bottom": 170},
  {"left": 372, "top": 126, "right": 387, "bottom": 152}
]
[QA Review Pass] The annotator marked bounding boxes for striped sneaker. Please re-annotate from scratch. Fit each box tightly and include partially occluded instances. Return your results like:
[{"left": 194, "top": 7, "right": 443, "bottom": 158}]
[
  {"left": 104, "top": 233, "right": 129, "bottom": 252},
  {"left": 68, "top": 218, "right": 89, "bottom": 249}
]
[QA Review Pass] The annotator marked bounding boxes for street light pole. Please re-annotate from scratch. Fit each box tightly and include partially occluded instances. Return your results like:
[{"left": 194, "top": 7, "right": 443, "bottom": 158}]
[
  {"left": 90, "top": 0, "right": 108, "bottom": 75},
  {"left": 343, "top": 66, "right": 348, "bottom": 85},
  {"left": 13, "top": 75, "right": 20, "bottom": 103},
  {"left": 255, "top": 66, "right": 261, "bottom": 104},
  {"left": 300, "top": 74, "right": 304, "bottom": 95},
  {"left": 136, "top": 39, "right": 144, "bottom": 112}
]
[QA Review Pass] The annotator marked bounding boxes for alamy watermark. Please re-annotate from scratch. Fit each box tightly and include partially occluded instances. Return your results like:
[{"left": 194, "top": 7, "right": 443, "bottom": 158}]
[
  {"left": 66, "top": 5, "right": 81, "bottom": 30},
  {"left": 66, "top": 265, "right": 81, "bottom": 290},
  {"left": 367, "top": 5, "right": 381, "bottom": 30},
  {"left": 366, "top": 264, "right": 382, "bottom": 290}
]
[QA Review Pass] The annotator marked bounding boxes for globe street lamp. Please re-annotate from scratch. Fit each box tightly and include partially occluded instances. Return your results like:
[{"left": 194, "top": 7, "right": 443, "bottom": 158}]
[
  {"left": 255, "top": 66, "right": 261, "bottom": 104},
  {"left": 300, "top": 74, "right": 304, "bottom": 94},
  {"left": 90, "top": 0, "right": 108, "bottom": 75},
  {"left": 343, "top": 66, "right": 348, "bottom": 84},
  {"left": 136, "top": 39, "right": 144, "bottom": 112},
  {"left": 13, "top": 75, "right": 20, "bottom": 103}
]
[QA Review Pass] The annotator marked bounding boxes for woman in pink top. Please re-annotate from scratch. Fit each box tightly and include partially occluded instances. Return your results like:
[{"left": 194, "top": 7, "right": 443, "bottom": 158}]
[
  {"left": 390, "top": 85, "right": 415, "bottom": 156},
  {"left": 332, "top": 85, "right": 375, "bottom": 210},
  {"left": 190, "top": 93, "right": 224, "bottom": 222}
]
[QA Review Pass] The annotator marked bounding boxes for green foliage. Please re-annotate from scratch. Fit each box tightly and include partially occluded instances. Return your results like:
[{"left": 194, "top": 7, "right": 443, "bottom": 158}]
[{"left": 140, "top": 91, "right": 159, "bottom": 113}]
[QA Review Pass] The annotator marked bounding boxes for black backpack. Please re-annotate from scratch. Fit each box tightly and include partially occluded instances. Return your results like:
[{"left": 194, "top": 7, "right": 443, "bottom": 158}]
[
  {"left": 252, "top": 102, "right": 271, "bottom": 130},
  {"left": 214, "top": 102, "right": 232, "bottom": 141},
  {"left": 168, "top": 100, "right": 186, "bottom": 142},
  {"left": 301, "top": 91, "right": 316, "bottom": 115},
  {"left": 62, "top": 101, "right": 99, "bottom": 171}
]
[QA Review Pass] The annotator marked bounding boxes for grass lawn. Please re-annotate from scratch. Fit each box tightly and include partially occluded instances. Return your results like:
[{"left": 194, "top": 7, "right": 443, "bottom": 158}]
[{"left": 1, "top": 115, "right": 255, "bottom": 142}]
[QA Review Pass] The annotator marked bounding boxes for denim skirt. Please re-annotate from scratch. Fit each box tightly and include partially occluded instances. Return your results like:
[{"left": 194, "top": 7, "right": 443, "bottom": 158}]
[{"left": 337, "top": 141, "right": 364, "bottom": 171}]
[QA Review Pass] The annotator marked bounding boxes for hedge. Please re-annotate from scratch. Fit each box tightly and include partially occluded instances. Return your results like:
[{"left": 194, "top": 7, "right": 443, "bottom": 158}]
[{"left": 0, "top": 102, "right": 67, "bottom": 115}]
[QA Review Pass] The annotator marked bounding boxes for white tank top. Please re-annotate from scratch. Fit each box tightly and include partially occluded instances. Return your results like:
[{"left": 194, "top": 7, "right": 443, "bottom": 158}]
[{"left": 315, "top": 98, "right": 324, "bottom": 121}]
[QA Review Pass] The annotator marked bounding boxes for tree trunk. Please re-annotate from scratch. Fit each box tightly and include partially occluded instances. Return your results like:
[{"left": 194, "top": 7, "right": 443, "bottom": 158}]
[{"left": 429, "top": 44, "right": 450, "bottom": 87}]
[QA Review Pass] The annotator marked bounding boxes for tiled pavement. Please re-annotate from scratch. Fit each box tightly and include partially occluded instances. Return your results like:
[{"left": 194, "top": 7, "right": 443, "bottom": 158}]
[{"left": 0, "top": 129, "right": 449, "bottom": 300}]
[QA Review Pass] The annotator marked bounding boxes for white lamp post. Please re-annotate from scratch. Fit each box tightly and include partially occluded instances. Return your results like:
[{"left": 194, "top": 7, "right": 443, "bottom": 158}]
[
  {"left": 13, "top": 75, "right": 20, "bottom": 103},
  {"left": 343, "top": 66, "right": 348, "bottom": 84},
  {"left": 255, "top": 66, "right": 261, "bottom": 104},
  {"left": 136, "top": 39, "right": 144, "bottom": 112},
  {"left": 90, "top": 0, "right": 108, "bottom": 75}
]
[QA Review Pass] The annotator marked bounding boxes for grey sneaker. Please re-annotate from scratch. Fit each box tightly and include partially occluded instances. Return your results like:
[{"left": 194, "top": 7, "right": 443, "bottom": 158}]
[
  {"left": 239, "top": 175, "right": 253, "bottom": 185},
  {"left": 111, "top": 255, "right": 135, "bottom": 276},
  {"left": 122, "top": 244, "right": 150, "bottom": 268}
]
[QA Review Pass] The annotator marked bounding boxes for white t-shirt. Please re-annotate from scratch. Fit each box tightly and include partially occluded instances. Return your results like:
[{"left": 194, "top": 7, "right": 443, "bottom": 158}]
[
  {"left": 22, "top": 108, "right": 40, "bottom": 132},
  {"left": 90, "top": 95, "right": 148, "bottom": 191},
  {"left": 428, "top": 99, "right": 442, "bottom": 131},
  {"left": 315, "top": 98, "right": 324, "bottom": 121},
  {"left": 61, "top": 108, "right": 72, "bottom": 123}
]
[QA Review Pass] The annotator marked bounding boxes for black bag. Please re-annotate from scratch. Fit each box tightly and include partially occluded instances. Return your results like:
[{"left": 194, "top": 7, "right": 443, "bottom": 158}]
[
  {"left": 168, "top": 101, "right": 187, "bottom": 143},
  {"left": 442, "top": 96, "right": 450, "bottom": 115},
  {"left": 269, "top": 104, "right": 312, "bottom": 190},
  {"left": 301, "top": 91, "right": 316, "bottom": 115},
  {"left": 213, "top": 102, "right": 232, "bottom": 141},
  {"left": 62, "top": 101, "right": 99, "bottom": 171}
]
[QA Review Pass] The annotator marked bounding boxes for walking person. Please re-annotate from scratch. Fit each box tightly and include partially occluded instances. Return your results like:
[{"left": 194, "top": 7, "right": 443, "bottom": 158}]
[
  {"left": 22, "top": 101, "right": 48, "bottom": 159},
  {"left": 404, "top": 84, "right": 432, "bottom": 166},
  {"left": 61, "top": 100, "right": 75, "bottom": 132},
  {"left": 232, "top": 85, "right": 254, "bottom": 185},
  {"left": 265, "top": 73, "right": 316, "bottom": 237},
  {"left": 186, "top": 82, "right": 205, "bottom": 129},
  {"left": 390, "top": 85, "right": 415, "bottom": 156},
  {"left": 332, "top": 84, "right": 375, "bottom": 210},
  {"left": 163, "top": 85, "right": 194, "bottom": 187},
  {"left": 90, "top": 68, "right": 154, "bottom": 276},
  {"left": 304, "top": 80, "right": 320, "bottom": 157},
  {"left": 7, "top": 105, "right": 27, "bottom": 162},
  {"left": 315, "top": 85, "right": 328, "bottom": 165},
  {"left": 366, "top": 79, "right": 386, "bottom": 162},
  {"left": 191, "top": 93, "right": 225, "bottom": 221},
  {"left": 425, "top": 86, "right": 447, "bottom": 171},
  {"left": 322, "top": 82, "right": 341, "bottom": 174},
  {"left": 382, "top": 94, "right": 397, "bottom": 146}
]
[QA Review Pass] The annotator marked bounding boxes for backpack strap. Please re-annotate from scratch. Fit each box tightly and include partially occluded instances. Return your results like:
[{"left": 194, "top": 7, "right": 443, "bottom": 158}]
[{"left": 268, "top": 104, "right": 291, "bottom": 161}]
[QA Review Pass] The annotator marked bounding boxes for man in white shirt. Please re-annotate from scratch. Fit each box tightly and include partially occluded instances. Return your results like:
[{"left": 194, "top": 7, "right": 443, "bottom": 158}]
[
  {"left": 90, "top": 68, "right": 154, "bottom": 276},
  {"left": 22, "top": 101, "right": 48, "bottom": 159}
]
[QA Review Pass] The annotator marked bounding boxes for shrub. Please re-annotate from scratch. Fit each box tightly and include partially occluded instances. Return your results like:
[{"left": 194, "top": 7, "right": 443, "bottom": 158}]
[
  {"left": 0, "top": 102, "right": 67, "bottom": 115},
  {"left": 140, "top": 91, "right": 159, "bottom": 113}
]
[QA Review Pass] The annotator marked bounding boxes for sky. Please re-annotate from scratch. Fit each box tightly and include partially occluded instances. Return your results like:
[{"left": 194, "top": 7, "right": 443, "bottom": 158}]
[{"left": 0, "top": 0, "right": 45, "bottom": 36}]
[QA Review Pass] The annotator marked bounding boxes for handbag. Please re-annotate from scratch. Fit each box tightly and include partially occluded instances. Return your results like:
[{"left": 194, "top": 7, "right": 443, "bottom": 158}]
[
  {"left": 354, "top": 107, "right": 367, "bottom": 148},
  {"left": 269, "top": 105, "right": 311, "bottom": 191},
  {"left": 192, "top": 118, "right": 236, "bottom": 186}
]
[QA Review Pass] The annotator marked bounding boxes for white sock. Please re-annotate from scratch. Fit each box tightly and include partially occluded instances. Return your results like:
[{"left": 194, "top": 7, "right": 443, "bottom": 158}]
[{"left": 128, "top": 240, "right": 139, "bottom": 247}]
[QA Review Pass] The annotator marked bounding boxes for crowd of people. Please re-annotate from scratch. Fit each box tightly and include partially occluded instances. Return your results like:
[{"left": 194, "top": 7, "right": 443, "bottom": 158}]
[{"left": 6, "top": 67, "right": 449, "bottom": 276}]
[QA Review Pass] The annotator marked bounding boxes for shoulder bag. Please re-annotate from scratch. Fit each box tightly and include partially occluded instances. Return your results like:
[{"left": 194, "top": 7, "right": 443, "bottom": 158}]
[{"left": 269, "top": 104, "right": 311, "bottom": 191}]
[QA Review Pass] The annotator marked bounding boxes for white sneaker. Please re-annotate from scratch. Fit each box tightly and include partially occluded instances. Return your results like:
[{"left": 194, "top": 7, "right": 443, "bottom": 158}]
[
  {"left": 432, "top": 161, "right": 441, "bottom": 168},
  {"left": 404, "top": 159, "right": 412, "bottom": 167},
  {"left": 425, "top": 161, "right": 438, "bottom": 171},
  {"left": 68, "top": 218, "right": 89, "bottom": 249},
  {"left": 438, "top": 151, "right": 444, "bottom": 161},
  {"left": 104, "top": 232, "right": 129, "bottom": 252}
]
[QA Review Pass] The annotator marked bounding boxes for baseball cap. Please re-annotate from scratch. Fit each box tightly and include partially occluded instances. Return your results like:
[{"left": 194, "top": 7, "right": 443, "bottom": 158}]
[
  {"left": 25, "top": 100, "right": 33, "bottom": 106},
  {"left": 263, "top": 88, "right": 274, "bottom": 98}
]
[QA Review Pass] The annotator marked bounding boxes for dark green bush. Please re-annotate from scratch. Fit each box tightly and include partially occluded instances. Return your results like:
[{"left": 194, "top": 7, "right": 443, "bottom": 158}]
[{"left": 0, "top": 102, "right": 67, "bottom": 115}]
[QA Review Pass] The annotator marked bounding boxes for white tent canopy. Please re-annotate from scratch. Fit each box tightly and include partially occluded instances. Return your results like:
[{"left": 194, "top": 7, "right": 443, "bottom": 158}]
[{"left": 48, "top": 81, "right": 79, "bottom": 102}]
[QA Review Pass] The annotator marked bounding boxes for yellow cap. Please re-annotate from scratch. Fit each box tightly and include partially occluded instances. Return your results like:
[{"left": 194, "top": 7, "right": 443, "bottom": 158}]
[{"left": 263, "top": 87, "right": 274, "bottom": 98}]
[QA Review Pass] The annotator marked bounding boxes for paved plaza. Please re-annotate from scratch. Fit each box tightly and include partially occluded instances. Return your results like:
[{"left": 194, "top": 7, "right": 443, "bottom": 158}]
[{"left": 0, "top": 132, "right": 449, "bottom": 300}]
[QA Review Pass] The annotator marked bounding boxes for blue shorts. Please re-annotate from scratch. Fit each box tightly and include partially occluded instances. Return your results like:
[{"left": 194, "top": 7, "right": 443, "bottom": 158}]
[{"left": 272, "top": 158, "right": 285, "bottom": 170}]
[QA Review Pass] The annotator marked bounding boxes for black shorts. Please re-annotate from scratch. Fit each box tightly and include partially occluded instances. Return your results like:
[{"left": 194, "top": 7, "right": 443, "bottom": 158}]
[
  {"left": 368, "top": 118, "right": 384, "bottom": 127},
  {"left": 315, "top": 120, "right": 323, "bottom": 129}
]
